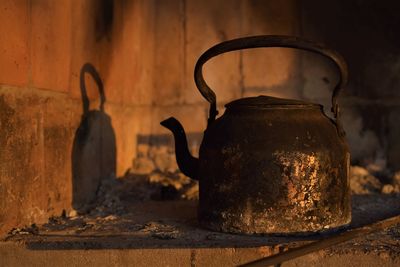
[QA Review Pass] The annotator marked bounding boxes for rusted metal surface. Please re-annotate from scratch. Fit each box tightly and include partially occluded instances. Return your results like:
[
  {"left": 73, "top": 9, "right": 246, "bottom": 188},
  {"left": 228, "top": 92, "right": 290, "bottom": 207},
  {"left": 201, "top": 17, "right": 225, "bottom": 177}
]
[
  {"left": 161, "top": 35, "right": 351, "bottom": 234},
  {"left": 197, "top": 106, "right": 351, "bottom": 234}
]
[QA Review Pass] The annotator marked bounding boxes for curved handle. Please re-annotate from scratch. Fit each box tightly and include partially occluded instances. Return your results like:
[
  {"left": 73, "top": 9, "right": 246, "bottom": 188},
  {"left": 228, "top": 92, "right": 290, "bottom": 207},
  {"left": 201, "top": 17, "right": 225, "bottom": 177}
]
[
  {"left": 194, "top": 35, "right": 348, "bottom": 131},
  {"left": 80, "top": 63, "right": 106, "bottom": 114}
]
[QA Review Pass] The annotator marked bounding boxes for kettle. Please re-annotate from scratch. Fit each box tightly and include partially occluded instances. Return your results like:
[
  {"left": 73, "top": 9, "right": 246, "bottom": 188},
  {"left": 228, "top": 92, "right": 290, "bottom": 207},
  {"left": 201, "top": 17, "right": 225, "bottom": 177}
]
[{"left": 161, "top": 35, "right": 351, "bottom": 235}]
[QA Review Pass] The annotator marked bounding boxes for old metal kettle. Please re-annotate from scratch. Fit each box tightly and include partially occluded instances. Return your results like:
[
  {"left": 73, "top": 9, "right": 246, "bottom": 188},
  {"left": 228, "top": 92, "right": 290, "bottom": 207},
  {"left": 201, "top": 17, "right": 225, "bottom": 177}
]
[{"left": 161, "top": 35, "right": 351, "bottom": 235}]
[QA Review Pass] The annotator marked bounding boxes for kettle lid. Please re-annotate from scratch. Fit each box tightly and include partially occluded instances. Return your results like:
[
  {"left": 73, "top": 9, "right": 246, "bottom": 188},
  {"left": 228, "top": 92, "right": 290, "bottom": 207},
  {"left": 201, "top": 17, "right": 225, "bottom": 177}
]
[{"left": 225, "top": 95, "right": 320, "bottom": 110}]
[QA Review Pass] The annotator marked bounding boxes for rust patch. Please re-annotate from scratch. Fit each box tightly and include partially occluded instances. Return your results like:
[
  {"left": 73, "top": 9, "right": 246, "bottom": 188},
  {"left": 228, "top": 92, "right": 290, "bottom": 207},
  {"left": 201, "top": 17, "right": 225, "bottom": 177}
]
[{"left": 273, "top": 151, "right": 326, "bottom": 229}]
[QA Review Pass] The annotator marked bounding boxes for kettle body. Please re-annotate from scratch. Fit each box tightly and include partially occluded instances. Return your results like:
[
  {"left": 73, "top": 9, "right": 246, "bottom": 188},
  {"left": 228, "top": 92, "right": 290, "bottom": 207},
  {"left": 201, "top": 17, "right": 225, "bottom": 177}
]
[
  {"left": 198, "top": 97, "right": 350, "bottom": 234},
  {"left": 161, "top": 36, "right": 351, "bottom": 235}
]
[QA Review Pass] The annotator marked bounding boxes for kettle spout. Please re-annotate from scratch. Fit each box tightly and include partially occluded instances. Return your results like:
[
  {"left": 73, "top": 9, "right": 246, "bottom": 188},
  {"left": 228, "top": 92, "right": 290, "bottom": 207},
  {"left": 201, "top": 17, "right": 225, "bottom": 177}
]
[{"left": 160, "top": 117, "right": 199, "bottom": 180}]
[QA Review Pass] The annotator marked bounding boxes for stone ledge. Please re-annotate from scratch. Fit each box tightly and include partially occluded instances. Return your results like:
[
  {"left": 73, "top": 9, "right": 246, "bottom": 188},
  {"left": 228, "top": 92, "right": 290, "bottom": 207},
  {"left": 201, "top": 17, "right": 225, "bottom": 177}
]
[
  {"left": 2, "top": 195, "right": 400, "bottom": 266},
  {"left": 2, "top": 241, "right": 400, "bottom": 267}
]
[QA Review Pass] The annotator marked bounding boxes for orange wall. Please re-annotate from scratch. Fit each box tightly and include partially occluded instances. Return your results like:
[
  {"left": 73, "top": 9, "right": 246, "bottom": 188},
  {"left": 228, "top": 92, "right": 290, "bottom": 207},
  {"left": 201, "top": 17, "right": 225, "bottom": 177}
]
[
  {"left": 0, "top": 0, "right": 157, "bottom": 236},
  {"left": 2, "top": 0, "right": 400, "bottom": 237},
  {"left": 0, "top": 0, "right": 308, "bottom": 236}
]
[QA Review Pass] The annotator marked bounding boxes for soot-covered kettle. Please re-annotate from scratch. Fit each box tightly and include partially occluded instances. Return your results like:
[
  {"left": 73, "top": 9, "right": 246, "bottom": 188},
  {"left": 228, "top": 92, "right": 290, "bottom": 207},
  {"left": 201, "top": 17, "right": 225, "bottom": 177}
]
[{"left": 161, "top": 35, "right": 351, "bottom": 235}]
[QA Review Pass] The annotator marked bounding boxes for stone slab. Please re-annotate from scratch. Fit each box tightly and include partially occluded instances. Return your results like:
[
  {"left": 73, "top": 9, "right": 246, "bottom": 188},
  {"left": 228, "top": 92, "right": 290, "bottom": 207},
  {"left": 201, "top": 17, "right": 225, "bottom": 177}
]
[
  {"left": 0, "top": 86, "right": 159, "bottom": 236},
  {"left": 2, "top": 195, "right": 400, "bottom": 266}
]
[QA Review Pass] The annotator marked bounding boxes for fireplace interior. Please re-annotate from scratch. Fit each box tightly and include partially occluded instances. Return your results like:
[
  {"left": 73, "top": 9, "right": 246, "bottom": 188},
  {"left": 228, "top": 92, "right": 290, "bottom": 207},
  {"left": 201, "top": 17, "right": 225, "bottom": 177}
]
[{"left": 1, "top": 0, "right": 400, "bottom": 266}]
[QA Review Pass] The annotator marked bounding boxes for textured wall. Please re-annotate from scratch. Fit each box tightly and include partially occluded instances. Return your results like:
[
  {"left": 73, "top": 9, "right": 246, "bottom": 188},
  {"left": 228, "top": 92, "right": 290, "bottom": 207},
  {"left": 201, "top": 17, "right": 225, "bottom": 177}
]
[
  {"left": 300, "top": 0, "right": 400, "bottom": 170},
  {"left": 1, "top": 0, "right": 399, "bottom": 236},
  {"left": 0, "top": 0, "right": 299, "bottom": 237},
  {"left": 0, "top": 0, "right": 302, "bottom": 236},
  {"left": 0, "top": 0, "right": 156, "bottom": 236}
]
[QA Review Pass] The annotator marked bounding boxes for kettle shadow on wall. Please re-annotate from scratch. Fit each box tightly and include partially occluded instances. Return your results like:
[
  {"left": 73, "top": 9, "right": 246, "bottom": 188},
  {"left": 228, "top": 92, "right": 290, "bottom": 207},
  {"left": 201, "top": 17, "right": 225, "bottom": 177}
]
[{"left": 72, "top": 63, "right": 116, "bottom": 213}]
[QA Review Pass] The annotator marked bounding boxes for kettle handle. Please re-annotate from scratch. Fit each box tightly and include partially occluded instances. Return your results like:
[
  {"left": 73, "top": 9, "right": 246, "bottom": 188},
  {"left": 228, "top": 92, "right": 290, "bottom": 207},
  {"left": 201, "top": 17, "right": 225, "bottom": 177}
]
[{"left": 194, "top": 35, "right": 348, "bottom": 131}]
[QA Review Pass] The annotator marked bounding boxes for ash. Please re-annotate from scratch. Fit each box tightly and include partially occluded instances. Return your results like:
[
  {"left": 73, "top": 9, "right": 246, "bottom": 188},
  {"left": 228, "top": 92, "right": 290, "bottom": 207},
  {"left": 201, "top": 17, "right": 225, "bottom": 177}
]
[
  {"left": 83, "top": 164, "right": 400, "bottom": 219},
  {"left": 48, "top": 163, "right": 400, "bottom": 222},
  {"left": 350, "top": 166, "right": 400, "bottom": 195},
  {"left": 79, "top": 170, "right": 199, "bottom": 218},
  {"left": 6, "top": 162, "right": 400, "bottom": 251}
]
